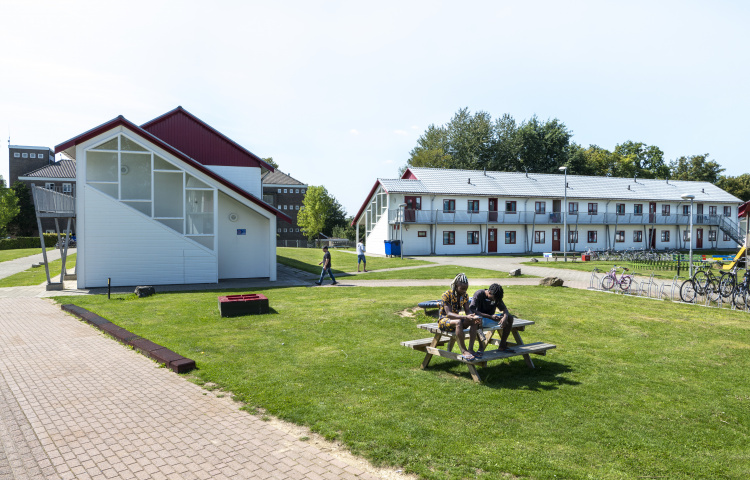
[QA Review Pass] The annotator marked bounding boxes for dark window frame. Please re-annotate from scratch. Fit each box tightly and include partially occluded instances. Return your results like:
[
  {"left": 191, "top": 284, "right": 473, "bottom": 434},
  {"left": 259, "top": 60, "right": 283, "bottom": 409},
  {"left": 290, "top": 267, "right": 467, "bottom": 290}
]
[
  {"left": 443, "top": 231, "right": 455, "bottom": 245},
  {"left": 588, "top": 203, "right": 598, "bottom": 215},
  {"left": 535, "top": 201, "right": 546, "bottom": 214},
  {"left": 587, "top": 230, "right": 597, "bottom": 243},
  {"left": 467, "top": 231, "right": 480, "bottom": 244},
  {"left": 505, "top": 201, "right": 517, "bottom": 213},
  {"left": 443, "top": 199, "right": 456, "bottom": 213},
  {"left": 505, "top": 231, "right": 516, "bottom": 244},
  {"left": 534, "top": 231, "right": 545, "bottom": 244}
]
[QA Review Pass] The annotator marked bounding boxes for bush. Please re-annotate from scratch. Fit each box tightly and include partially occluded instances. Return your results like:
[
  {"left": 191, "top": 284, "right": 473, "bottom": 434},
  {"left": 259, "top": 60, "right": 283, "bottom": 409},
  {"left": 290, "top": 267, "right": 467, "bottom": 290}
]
[{"left": 0, "top": 234, "right": 71, "bottom": 250}]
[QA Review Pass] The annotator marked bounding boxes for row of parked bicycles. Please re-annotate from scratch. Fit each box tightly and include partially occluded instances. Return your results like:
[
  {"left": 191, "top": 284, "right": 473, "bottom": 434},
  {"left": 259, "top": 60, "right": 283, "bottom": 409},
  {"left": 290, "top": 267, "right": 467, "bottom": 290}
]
[
  {"left": 590, "top": 262, "right": 750, "bottom": 311},
  {"left": 584, "top": 247, "right": 680, "bottom": 263}
]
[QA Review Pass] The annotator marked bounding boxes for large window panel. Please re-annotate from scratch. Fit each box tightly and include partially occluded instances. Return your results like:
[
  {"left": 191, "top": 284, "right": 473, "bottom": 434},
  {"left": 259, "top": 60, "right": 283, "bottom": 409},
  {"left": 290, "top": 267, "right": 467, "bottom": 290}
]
[
  {"left": 154, "top": 154, "right": 180, "bottom": 170},
  {"left": 90, "top": 137, "right": 119, "bottom": 150},
  {"left": 120, "top": 153, "right": 152, "bottom": 200},
  {"left": 120, "top": 136, "right": 148, "bottom": 152},
  {"left": 87, "top": 151, "right": 118, "bottom": 182},
  {"left": 154, "top": 171, "right": 184, "bottom": 218},
  {"left": 186, "top": 174, "right": 211, "bottom": 189},
  {"left": 123, "top": 201, "right": 152, "bottom": 216},
  {"left": 186, "top": 190, "right": 214, "bottom": 234}
]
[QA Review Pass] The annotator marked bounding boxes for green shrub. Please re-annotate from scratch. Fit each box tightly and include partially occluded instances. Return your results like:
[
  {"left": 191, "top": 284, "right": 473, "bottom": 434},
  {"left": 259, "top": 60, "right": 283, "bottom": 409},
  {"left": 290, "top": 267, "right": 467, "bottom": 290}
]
[{"left": 0, "top": 234, "right": 72, "bottom": 250}]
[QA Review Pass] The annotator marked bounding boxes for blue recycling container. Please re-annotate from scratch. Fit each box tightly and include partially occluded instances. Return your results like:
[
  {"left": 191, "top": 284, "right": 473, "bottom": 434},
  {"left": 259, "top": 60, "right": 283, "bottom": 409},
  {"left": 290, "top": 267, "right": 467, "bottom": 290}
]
[{"left": 384, "top": 240, "right": 401, "bottom": 257}]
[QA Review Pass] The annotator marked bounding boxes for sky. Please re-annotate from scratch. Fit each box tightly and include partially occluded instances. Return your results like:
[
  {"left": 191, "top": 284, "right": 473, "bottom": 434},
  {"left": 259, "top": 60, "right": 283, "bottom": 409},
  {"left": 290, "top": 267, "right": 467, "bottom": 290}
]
[{"left": 2, "top": 0, "right": 748, "bottom": 217}]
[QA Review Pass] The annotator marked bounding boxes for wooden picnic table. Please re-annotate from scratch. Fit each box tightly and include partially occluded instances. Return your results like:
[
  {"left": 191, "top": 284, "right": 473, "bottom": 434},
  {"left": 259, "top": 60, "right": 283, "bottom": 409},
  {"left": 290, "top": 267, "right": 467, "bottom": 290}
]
[{"left": 401, "top": 318, "right": 556, "bottom": 382}]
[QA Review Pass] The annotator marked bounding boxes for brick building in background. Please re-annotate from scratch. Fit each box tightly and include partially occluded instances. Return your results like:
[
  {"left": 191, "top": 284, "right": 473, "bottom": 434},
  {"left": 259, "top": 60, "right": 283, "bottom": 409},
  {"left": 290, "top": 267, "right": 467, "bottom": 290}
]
[{"left": 261, "top": 170, "right": 307, "bottom": 245}]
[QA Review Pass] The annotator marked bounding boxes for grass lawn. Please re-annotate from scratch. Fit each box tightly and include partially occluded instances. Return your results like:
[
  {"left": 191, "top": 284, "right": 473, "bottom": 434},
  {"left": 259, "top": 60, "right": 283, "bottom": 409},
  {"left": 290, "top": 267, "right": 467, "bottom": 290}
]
[
  {"left": 0, "top": 247, "right": 54, "bottom": 263},
  {"left": 0, "top": 254, "right": 76, "bottom": 287},
  {"left": 279, "top": 247, "right": 535, "bottom": 280},
  {"left": 55, "top": 285, "right": 750, "bottom": 479}
]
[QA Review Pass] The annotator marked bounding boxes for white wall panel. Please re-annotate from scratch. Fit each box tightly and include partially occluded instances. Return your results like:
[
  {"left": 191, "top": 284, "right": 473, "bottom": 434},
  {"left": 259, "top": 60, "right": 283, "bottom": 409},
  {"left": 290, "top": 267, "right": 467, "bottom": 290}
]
[
  {"left": 206, "top": 166, "right": 262, "bottom": 198},
  {"left": 83, "top": 187, "right": 217, "bottom": 287},
  {"left": 217, "top": 192, "right": 271, "bottom": 279}
]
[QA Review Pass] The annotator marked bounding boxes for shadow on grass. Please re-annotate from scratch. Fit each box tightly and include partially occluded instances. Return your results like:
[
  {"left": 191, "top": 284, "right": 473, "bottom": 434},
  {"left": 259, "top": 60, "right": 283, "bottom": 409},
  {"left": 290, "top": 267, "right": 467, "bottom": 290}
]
[{"left": 428, "top": 358, "right": 577, "bottom": 390}]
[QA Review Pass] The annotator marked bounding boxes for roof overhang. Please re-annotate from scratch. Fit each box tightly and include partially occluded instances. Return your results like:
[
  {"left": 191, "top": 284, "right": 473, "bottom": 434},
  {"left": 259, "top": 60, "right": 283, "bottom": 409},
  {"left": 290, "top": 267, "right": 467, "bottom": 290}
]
[{"left": 54, "top": 116, "right": 291, "bottom": 223}]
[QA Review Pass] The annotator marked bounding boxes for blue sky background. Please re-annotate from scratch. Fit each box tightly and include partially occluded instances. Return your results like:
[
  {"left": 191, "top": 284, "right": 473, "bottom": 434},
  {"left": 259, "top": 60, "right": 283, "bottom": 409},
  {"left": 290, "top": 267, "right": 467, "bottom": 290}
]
[{"left": 1, "top": 0, "right": 748, "bottom": 215}]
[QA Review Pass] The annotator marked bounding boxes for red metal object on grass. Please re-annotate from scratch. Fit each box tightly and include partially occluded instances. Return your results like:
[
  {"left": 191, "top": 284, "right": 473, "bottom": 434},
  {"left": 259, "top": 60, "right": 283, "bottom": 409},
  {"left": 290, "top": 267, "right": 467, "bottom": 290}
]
[{"left": 218, "top": 294, "right": 269, "bottom": 317}]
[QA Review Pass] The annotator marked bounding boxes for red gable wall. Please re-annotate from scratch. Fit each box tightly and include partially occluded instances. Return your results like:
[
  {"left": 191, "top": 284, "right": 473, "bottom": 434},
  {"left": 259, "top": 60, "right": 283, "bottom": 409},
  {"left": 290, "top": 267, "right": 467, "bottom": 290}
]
[{"left": 141, "top": 107, "right": 274, "bottom": 170}]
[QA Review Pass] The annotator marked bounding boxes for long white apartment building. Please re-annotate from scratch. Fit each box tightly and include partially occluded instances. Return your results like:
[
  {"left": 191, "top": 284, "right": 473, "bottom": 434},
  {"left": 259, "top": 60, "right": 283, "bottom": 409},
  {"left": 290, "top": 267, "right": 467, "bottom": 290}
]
[{"left": 352, "top": 167, "right": 745, "bottom": 256}]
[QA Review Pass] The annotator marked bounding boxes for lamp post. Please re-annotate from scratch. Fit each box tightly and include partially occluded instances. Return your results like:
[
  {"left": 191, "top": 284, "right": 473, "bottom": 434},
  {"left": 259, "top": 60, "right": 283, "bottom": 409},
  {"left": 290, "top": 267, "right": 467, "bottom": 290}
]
[
  {"left": 681, "top": 194, "right": 695, "bottom": 278},
  {"left": 559, "top": 166, "right": 568, "bottom": 262},
  {"left": 399, "top": 203, "right": 407, "bottom": 260}
]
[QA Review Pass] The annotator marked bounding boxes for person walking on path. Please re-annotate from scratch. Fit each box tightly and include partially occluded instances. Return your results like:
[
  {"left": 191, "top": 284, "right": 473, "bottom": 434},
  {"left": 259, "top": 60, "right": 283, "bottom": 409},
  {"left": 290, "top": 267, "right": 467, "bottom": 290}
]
[
  {"left": 315, "top": 246, "right": 338, "bottom": 285},
  {"left": 357, "top": 239, "right": 367, "bottom": 272}
]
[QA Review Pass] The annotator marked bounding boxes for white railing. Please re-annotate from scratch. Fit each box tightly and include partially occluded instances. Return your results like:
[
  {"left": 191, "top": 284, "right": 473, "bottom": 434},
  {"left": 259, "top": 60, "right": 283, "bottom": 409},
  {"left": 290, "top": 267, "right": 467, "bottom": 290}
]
[{"left": 32, "top": 186, "right": 75, "bottom": 215}]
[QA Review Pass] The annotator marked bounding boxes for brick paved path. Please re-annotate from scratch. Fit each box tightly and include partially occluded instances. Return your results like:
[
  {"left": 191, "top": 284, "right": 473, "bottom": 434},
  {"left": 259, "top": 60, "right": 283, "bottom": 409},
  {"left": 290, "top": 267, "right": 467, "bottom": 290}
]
[{"left": 0, "top": 297, "right": 380, "bottom": 480}]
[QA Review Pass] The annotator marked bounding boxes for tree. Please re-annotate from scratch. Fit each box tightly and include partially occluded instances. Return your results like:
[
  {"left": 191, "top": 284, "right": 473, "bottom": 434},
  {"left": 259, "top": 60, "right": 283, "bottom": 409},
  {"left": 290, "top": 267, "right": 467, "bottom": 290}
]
[
  {"left": 8, "top": 181, "right": 36, "bottom": 236},
  {"left": 262, "top": 157, "right": 279, "bottom": 169},
  {"left": 0, "top": 178, "right": 20, "bottom": 236},
  {"left": 613, "top": 141, "right": 669, "bottom": 179},
  {"left": 717, "top": 174, "right": 750, "bottom": 202},
  {"left": 297, "top": 186, "right": 348, "bottom": 241},
  {"left": 405, "top": 124, "right": 452, "bottom": 170},
  {"left": 514, "top": 116, "right": 572, "bottom": 173},
  {"left": 669, "top": 154, "right": 725, "bottom": 183}
]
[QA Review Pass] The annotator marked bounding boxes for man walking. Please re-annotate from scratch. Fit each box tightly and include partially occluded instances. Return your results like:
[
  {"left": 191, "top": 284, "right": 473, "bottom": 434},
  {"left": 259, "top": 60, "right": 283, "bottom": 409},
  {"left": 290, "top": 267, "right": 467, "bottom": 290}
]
[
  {"left": 315, "top": 246, "right": 338, "bottom": 285},
  {"left": 356, "top": 239, "right": 367, "bottom": 272}
]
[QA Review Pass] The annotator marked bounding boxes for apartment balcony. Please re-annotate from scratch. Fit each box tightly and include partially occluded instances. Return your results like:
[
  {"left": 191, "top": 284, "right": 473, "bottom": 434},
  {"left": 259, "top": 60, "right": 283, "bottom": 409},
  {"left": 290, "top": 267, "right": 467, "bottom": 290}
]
[
  {"left": 388, "top": 209, "right": 723, "bottom": 227},
  {"left": 31, "top": 186, "right": 76, "bottom": 217}
]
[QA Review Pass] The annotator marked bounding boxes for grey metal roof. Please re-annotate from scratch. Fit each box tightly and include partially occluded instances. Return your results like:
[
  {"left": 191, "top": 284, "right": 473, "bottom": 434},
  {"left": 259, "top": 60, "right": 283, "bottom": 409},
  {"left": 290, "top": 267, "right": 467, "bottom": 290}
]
[
  {"left": 18, "top": 159, "right": 76, "bottom": 179},
  {"left": 378, "top": 167, "right": 742, "bottom": 203},
  {"left": 261, "top": 170, "right": 306, "bottom": 186}
]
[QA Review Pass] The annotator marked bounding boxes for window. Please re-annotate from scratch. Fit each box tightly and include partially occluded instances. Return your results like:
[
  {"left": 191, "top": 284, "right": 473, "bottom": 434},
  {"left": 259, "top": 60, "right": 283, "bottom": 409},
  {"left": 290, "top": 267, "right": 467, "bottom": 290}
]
[
  {"left": 283, "top": 205, "right": 287, "bottom": 210},
  {"left": 467, "top": 231, "right": 479, "bottom": 244},
  {"left": 588, "top": 203, "right": 598, "bottom": 215},
  {"left": 418, "top": 231, "right": 427, "bottom": 237},
  {"left": 569, "top": 202, "right": 578, "bottom": 214},
  {"left": 45, "top": 182, "right": 55, "bottom": 189},
  {"left": 661, "top": 230, "right": 670, "bottom": 242},
  {"left": 295, "top": 189, "right": 300, "bottom": 194},
  {"left": 616, "top": 204, "right": 625, "bottom": 215},
  {"left": 22, "top": 153, "right": 28, "bottom": 158},
  {"left": 13, "top": 153, "right": 19, "bottom": 157},
  {"left": 295, "top": 205, "right": 299, "bottom": 210},
  {"left": 568, "top": 231, "right": 578, "bottom": 243},
  {"left": 505, "top": 231, "right": 516, "bottom": 244},
  {"left": 724, "top": 233, "right": 730, "bottom": 241},
  {"left": 277, "top": 228, "right": 281, "bottom": 233},
  {"left": 62, "top": 183, "right": 72, "bottom": 193},
  {"left": 634, "top": 231, "right": 643, "bottom": 242},
  {"left": 683, "top": 205, "right": 690, "bottom": 216},
  {"left": 588, "top": 231, "right": 597, "bottom": 243},
  {"left": 535, "top": 202, "right": 546, "bottom": 214},
  {"left": 709, "top": 230, "right": 717, "bottom": 242},
  {"left": 30, "top": 153, "right": 36, "bottom": 158},
  {"left": 443, "top": 199, "right": 455, "bottom": 212},
  {"left": 296, "top": 228, "right": 300, "bottom": 232},
  {"left": 709, "top": 206, "right": 717, "bottom": 216},
  {"left": 283, "top": 228, "right": 288, "bottom": 233},
  {"left": 724, "top": 206, "right": 731, "bottom": 216},
  {"left": 683, "top": 230, "right": 690, "bottom": 241},
  {"left": 302, "top": 189, "right": 306, "bottom": 194},
  {"left": 277, "top": 205, "right": 281, "bottom": 209},
  {"left": 534, "top": 231, "right": 545, "bottom": 244},
  {"left": 662, "top": 205, "right": 670, "bottom": 216},
  {"left": 467, "top": 200, "right": 479, "bottom": 213},
  {"left": 506, "top": 201, "right": 517, "bottom": 213},
  {"left": 634, "top": 204, "right": 643, "bottom": 215},
  {"left": 443, "top": 231, "right": 455, "bottom": 245},
  {"left": 615, "top": 231, "right": 625, "bottom": 243},
  {"left": 277, "top": 188, "right": 281, "bottom": 193}
]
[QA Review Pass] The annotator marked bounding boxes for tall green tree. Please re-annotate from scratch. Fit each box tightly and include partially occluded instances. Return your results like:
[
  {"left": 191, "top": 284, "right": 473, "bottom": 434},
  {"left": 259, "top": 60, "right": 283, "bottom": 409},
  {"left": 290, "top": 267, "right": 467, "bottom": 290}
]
[
  {"left": 717, "top": 174, "right": 750, "bottom": 202},
  {"left": 669, "top": 154, "right": 725, "bottom": 183},
  {"left": 262, "top": 157, "right": 279, "bottom": 169},
  {"left": 297, "top": 186, "right": 348, "bottom": 241},
  {"left": 406, "top": 124, "right": 452, "bottom": 170},
  {"left": 515, "top": 116, "right": 572, "bottom": 173},
  {"left": 613, "top": 141, "right": 669, "bottom": 179},
  {"left": 8, "top": 181, "right": 36, "bottom": 236},
  {"left": 0, "top": 178, "right": 20, "bottom": 236}
]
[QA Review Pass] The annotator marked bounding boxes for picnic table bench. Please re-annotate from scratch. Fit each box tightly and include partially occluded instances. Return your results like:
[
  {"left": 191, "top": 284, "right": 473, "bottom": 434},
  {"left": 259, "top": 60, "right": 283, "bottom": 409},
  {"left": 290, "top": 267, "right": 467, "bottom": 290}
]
[{"left": 401, "top": 318, "right": 556, "bottom": 382}]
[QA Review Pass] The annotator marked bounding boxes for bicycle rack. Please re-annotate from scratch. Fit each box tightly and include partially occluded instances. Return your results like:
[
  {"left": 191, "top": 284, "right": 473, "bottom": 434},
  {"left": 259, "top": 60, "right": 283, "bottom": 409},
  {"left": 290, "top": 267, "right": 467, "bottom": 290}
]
[
  {"left": 589, "top": 269, "right": 603, "bottom": 290},
  {"left": 667, "top": 276, "right": 680, "bottom": 301}
]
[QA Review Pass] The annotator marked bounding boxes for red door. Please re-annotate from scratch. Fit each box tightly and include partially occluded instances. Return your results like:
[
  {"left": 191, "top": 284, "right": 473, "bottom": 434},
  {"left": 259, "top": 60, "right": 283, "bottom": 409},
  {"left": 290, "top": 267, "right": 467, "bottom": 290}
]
[
  {"left": 552, "top": 228, "right": 560, "bottom": 251},
  {"left": 488, "top": 198, "right": 498, "bottom": 222},
  {"left": 488, "top": 228, "right": 497, "bottom": 253},
  {"left": 404, "top": 196, "right": 420, "bottom": 222},
  {"left": 649, "top": 202, "right": 656, "bottom": 223},
  {"left": 696, "top": 228, "right": 703, "bottom": 248}
]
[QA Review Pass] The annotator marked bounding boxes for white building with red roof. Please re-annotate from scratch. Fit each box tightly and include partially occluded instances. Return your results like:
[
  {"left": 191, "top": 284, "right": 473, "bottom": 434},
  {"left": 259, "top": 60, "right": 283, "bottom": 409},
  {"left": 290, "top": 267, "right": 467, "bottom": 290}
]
[{"left": 55, "top": 106, "right": 291, "bottom": 288}]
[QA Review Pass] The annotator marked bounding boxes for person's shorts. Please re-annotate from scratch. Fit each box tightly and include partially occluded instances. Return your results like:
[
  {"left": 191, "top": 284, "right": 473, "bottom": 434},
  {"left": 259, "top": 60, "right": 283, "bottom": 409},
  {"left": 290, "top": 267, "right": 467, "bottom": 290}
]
[
  {"left": 438, "top": 317, "right": 456, "bottom": 332},
  {"left": 357, "top": 254, "right": 366, "bottom": 264}
]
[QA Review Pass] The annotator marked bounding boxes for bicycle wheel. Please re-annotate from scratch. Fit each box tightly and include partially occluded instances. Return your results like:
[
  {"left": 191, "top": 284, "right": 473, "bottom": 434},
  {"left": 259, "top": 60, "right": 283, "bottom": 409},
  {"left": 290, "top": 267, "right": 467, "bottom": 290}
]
[
  {"left": 680, "top": 279, "right": 697, "bottom": 303},
  {"left": 719, "top": 275, "right": 735, "bottom": 298},
  {"left": 706, "top": 279, "right": 720, "bottom": 303},
  {"left": 733, "top": 289, "right": 748, "bottom": 309},
  {"left": 693, "top": 271, "right": 708, "bottom": 294},
  {"left": 619, "top": 275, "right": 632, "bottom": 291},
  {"left": 601, "top": 276, "right": 615, "bottom": 290}
]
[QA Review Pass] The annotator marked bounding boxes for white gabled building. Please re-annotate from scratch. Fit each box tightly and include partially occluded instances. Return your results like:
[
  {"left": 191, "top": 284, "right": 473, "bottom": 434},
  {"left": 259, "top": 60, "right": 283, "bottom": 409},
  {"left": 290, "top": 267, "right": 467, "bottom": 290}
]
[
  {"left": 352, "top": 167, "right": 745, "bottom": 257},
  {"left": 55, "top": 107, "right": 291, "bottom": 288}
]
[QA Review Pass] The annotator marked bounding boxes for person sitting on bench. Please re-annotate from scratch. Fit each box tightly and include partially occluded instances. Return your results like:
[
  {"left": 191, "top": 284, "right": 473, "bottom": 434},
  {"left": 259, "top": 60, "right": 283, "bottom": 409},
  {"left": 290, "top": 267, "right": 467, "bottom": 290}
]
[
  {"left": 470, "top": 283, "right": 515, "bottom": 354},
  {"left": 438, "top": 273, "right": 482, "bottom": 361}
]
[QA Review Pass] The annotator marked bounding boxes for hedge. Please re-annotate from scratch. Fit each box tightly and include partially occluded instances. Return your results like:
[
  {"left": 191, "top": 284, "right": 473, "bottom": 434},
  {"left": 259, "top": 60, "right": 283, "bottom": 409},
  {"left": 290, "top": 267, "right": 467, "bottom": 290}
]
[{"left": 0, "top": 234, "right": 73, "bottom": 250}]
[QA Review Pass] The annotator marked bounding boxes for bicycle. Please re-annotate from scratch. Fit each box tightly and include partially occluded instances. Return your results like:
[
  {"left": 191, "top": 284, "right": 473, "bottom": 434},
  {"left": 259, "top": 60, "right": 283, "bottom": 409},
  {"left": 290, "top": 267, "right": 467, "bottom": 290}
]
[
  {"left": 732, "top": 270, "right": 749, "bottom": 310},
  {"left": 601, "top": 265, "right": 633, "bottom": 291},
  {"left": 680, "top": 261, "right": 722, "bottom": 303}
]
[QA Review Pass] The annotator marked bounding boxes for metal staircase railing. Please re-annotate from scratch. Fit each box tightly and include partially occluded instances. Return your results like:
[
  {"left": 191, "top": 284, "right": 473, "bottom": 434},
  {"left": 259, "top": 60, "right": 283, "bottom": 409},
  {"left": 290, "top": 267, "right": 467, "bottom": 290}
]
[{"left": 717, "top": 215, "right": 744, "bottom": 246}]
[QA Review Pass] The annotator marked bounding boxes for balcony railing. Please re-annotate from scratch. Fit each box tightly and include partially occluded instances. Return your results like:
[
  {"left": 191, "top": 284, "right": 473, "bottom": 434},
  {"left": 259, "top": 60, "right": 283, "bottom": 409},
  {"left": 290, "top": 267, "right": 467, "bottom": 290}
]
[
  {"left": 389, "top": 209, "right": 725, "bottom": 226},
  {"left": 31, "top": 186, "right": 76, "bottom": 216}
]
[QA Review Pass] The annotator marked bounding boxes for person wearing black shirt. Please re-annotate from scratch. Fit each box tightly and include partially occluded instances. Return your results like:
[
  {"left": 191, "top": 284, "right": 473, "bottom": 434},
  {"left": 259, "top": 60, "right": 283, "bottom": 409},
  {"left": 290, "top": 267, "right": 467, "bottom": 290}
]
[
  {"left": 469, "top": 283, "right": 514, "bottom": 353},
  {"left": 315, "top": 246, "right": 338, "bottom": 285}
]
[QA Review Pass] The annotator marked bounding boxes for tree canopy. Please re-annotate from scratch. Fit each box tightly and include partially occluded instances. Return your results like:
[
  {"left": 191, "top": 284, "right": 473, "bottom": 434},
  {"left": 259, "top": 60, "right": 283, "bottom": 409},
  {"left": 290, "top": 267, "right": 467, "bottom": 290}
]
[
  {"left": 0, "top": 178, "right": 20, "bottom": 237},
  {"left": 297, "top": 186, "right": 348, "bottom": 241},
  {"left": 404, "top": 108, "right": 747, "bottom": 200}
]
